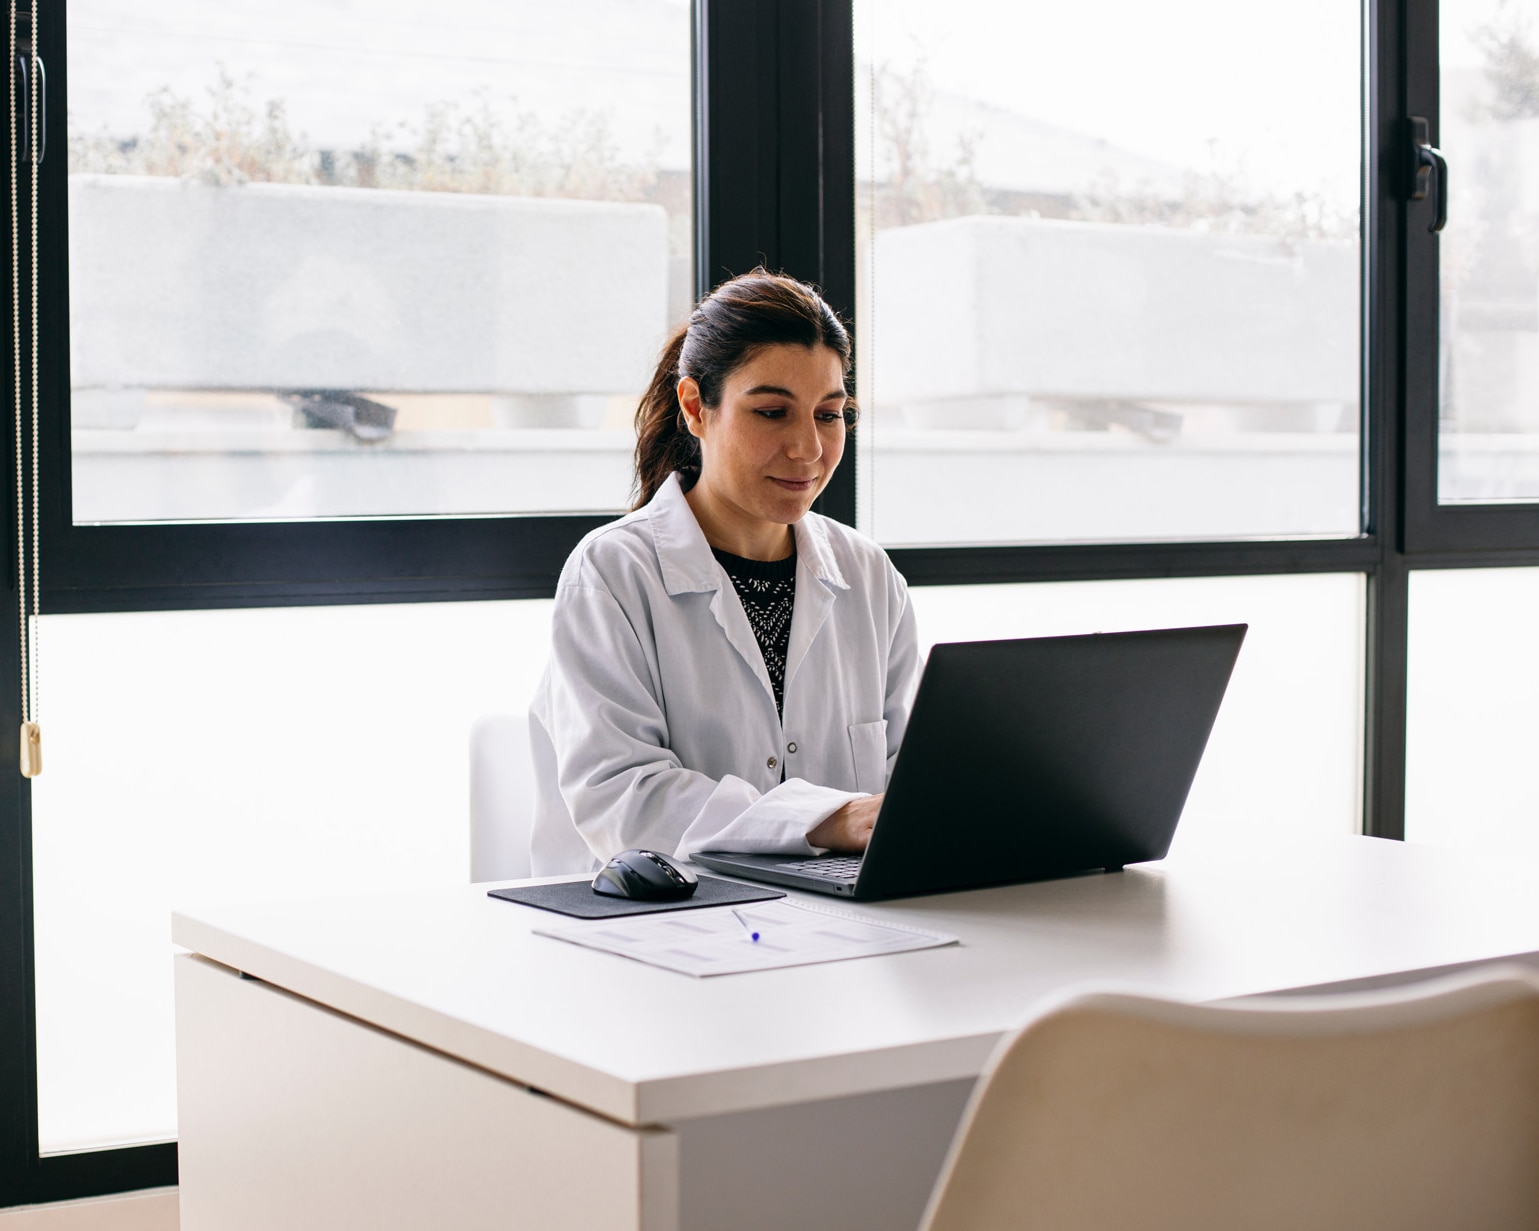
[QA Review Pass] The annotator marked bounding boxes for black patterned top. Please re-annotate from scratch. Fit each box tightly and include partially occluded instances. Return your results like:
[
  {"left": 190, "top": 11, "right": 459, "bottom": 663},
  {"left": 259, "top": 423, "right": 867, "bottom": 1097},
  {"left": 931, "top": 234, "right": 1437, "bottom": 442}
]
[{"left": 712, "top": 545, "right": 797, "bottom": 717}]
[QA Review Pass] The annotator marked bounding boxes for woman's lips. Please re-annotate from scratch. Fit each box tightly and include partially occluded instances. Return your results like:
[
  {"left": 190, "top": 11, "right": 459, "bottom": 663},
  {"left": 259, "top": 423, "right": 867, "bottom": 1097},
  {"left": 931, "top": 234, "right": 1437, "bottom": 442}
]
[{"left": 769, "top": 476, "right": 818, "bottom": 491}]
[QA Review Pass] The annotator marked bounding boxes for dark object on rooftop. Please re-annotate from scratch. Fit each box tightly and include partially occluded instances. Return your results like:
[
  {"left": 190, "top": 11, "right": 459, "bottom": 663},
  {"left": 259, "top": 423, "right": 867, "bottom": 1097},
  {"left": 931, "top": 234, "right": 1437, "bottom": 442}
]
[{"left": 283, "top": 390, "right": 398, "bottom": 441}]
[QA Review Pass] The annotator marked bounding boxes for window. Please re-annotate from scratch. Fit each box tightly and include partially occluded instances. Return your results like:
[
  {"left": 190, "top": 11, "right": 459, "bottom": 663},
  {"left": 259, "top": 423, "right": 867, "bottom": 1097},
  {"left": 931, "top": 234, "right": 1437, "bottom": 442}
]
[
  {"left": 1437, "top": 0, "right": 1539, "bottom": 504},
  {"left": 854, "top": 0, "right": 1364, "bottom": 545},
  {"left": 66, "top": 0, "right": 692, "bottom": 524}
]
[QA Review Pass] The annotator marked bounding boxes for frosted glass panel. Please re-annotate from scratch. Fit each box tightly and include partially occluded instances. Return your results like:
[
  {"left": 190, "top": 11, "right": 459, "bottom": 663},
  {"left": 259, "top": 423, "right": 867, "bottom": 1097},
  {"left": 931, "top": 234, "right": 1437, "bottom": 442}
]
[
  {"left": 30, "top": 573, "right": 1366, "bottom": 1153},
  {"left": 1407, "top": 568, "right": 1539, "bottom": 854},
  {"left": 909, "top": 573, "right": 1365, "bottom": 844},
  {"left": 31, "top": 600, "right": 553, "bottom": 1153}
]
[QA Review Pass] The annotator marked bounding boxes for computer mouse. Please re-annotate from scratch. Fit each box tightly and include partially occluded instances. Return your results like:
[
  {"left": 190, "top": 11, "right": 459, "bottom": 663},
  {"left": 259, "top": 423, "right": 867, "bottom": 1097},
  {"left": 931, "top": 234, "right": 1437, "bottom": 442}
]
[{"left": 592, "top": 848, "right": 699, "bottom": 901}]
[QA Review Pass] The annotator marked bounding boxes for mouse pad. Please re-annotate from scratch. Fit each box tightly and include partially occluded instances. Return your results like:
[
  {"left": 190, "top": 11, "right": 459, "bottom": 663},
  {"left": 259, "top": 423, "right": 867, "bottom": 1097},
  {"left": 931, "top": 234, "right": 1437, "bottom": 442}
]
[{"left": 487, "top": 875, "right": 784, "bottom": 919}]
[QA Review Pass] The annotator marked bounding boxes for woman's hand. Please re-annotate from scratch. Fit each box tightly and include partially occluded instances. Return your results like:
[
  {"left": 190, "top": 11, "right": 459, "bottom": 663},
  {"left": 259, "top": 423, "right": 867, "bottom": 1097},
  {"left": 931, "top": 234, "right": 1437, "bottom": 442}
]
[{"left": 807, "top": 794, "right": 883, "bottom": 853}]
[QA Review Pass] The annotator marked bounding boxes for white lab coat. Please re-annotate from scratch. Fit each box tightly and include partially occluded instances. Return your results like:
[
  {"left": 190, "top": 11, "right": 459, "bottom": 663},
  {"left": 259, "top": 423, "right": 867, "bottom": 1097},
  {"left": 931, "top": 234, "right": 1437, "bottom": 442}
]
[{"left": 529, "top": 472, "right": 920, "bottom": 875}]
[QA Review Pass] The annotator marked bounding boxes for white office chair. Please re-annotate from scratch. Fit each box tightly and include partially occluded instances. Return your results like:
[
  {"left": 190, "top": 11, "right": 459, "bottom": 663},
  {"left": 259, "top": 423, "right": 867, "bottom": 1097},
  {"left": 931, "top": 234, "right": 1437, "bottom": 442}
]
[
  {"left": 919, "top": 966, "right": 1539, "bottom": 1231},
  {"left": 468, "top": 713, "right": 535, "bottom": 882}
]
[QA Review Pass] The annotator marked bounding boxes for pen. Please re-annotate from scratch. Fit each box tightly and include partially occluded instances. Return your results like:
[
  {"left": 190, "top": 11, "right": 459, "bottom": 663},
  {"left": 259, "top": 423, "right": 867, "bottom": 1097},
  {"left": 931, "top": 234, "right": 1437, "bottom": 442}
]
[{"left": 731, "top": 909, "right": 760, "bottom": 942}]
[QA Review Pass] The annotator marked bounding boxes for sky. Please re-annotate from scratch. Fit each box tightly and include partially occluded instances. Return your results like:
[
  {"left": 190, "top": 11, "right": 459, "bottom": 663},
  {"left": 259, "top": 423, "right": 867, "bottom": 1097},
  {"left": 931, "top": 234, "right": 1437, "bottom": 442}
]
[
  {"left": 65, "top": 0, "right": 1511, "bottom": 209},
  {"left": 1443, "top": 0, "right": 1528, "bottom": 69},
  {"left": 856, "top": 0, "right": 1364, "bottom": 205},
  {"left": 65, "top": 0, "right": 696, "bottom": 168}
]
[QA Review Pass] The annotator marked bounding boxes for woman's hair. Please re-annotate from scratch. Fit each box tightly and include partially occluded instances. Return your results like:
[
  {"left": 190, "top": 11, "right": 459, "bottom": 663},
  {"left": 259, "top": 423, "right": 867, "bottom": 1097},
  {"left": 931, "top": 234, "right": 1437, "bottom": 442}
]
[{"left": 632, "top": 269, "right": 856, "bottom": 509}]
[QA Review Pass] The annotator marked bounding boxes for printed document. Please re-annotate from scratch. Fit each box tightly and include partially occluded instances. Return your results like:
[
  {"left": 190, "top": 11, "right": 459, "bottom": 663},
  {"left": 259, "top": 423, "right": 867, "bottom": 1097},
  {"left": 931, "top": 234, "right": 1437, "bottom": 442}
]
[{"left": 532, "top": 898, "right": 958, "bottom": 976}]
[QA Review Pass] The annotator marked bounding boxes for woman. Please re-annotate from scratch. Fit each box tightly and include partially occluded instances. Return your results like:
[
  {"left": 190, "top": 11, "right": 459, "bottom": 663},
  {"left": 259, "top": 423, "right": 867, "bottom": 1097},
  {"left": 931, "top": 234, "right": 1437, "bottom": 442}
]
[{"left": 528, "top": 271, "right": 919, "bottom": 876}]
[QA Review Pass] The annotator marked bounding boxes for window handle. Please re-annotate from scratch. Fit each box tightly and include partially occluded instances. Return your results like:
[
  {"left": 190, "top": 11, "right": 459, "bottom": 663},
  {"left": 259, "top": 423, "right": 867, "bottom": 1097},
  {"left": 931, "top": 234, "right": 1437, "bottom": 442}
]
[
  {"left": 13, "top": 50, "right": 45, "bottom": 164},
  {"left": 1409, "top": 116, "right": 1446, "bottom": 233}
]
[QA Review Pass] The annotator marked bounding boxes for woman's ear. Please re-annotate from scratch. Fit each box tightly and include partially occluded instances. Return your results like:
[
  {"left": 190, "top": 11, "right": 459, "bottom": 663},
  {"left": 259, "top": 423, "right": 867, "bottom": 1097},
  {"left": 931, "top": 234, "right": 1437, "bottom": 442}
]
[{"left": 677, "top": 377, "right": 707, "bottom": 439}]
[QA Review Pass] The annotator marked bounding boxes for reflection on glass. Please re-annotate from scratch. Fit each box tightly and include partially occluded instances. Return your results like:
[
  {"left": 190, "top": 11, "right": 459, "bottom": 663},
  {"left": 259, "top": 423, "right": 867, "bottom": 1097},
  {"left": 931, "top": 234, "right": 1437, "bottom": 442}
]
[
  {"left": 854, "top": 0, "right": 1363, "bottom": 545},
  {"left": 67, "top": 1, "right": 692, "bottom": 523},
  {"left": 1439, "top": 0, "right": 1539, "bottom": 502}
]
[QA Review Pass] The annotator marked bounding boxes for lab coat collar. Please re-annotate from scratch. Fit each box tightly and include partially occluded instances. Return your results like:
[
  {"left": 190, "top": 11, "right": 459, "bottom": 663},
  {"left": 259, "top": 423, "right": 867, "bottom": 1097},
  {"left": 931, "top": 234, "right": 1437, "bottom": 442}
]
[{"left": 648, "top": 472, "right": 849, "bottom": 596}]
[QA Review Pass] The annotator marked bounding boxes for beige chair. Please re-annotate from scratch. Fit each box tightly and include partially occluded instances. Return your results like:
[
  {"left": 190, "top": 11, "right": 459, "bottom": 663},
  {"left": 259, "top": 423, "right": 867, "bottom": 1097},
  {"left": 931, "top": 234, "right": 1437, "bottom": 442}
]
[
  {"left": 919, "top": 966, "right": 1539, "bottom": 1231},
  {"left": 468, "top": 713, "right": 535, "bottom": 883}
]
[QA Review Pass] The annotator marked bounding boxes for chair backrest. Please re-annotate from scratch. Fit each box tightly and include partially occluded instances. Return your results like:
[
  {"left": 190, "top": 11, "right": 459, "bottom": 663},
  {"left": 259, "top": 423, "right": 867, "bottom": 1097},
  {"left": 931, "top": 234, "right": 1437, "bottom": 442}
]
[
  {"left": 468, "top": 714, "right": 535, "bottom": 883},
  {"left": 919, "top": 966, "right": 1539, "bottom": 1231}
]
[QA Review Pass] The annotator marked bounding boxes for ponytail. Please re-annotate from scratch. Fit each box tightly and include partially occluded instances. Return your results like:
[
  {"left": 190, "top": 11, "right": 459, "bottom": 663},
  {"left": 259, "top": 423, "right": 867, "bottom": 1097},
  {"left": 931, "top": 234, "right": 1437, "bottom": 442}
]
[
  {"left": 632, "top": 325, "right": 699, "bottom": 509},
  {"left": 630, "top": 269, "right": 853, "bottom": 511}
]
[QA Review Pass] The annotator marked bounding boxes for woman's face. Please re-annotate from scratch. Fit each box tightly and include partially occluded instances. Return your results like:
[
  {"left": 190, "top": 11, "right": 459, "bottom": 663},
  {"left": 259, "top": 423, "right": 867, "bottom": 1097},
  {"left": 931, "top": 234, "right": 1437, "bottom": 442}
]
[{"left": 679, "top": 342, "right": 849, "bottom": 556}]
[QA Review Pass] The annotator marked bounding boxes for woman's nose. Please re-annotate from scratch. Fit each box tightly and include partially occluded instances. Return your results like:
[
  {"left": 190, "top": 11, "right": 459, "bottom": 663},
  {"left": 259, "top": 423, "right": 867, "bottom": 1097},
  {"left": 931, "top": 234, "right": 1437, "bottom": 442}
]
[{"left": 786, "top": 414, "right": 822, "bottom": 461}]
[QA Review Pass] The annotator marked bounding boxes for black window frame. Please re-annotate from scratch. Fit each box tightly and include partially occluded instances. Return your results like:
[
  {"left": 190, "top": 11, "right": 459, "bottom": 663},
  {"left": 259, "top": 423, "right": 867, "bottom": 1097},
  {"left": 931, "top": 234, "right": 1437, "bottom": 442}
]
[{"left": 3, "top": 0, "right": 1530, "bottom": 1208}]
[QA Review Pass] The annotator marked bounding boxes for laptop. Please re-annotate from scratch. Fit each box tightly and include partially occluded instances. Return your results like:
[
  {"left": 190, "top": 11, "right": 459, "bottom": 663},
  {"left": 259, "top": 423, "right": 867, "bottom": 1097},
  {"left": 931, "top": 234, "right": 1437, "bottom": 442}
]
[{"left": 692, "top": 623, "right": 1246, "bottom": 901}]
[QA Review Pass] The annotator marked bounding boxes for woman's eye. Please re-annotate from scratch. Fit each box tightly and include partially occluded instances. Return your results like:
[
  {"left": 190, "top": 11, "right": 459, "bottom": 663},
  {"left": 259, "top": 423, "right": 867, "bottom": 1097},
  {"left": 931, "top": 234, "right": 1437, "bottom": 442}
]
[
  {"left": 754, "top": 407, "right": 787, "bottom": 419},
  {"left": 816, "top": 410, "right": 844, "bottom": 423}
]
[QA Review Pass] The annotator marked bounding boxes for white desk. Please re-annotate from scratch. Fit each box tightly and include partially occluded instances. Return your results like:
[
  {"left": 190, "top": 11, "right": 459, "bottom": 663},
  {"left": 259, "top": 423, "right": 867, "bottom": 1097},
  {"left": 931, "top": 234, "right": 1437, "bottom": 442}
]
[{"left": 171, "top": 834, "right": 1539, "bottom": 1231}]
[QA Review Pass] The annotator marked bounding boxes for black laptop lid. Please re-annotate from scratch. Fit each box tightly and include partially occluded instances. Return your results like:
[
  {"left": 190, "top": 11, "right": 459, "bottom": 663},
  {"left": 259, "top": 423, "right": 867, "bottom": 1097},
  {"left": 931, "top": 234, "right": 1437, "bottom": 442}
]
[{"left": 857, "top": 624, "right": 1246, "bottom": 900}]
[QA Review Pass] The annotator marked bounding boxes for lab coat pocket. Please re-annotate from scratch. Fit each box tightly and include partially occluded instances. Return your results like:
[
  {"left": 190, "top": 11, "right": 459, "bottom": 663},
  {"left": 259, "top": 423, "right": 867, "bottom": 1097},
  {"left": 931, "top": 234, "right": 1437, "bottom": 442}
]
[{"left": 847, "top": 720, "right": 889, "bottom": 795}]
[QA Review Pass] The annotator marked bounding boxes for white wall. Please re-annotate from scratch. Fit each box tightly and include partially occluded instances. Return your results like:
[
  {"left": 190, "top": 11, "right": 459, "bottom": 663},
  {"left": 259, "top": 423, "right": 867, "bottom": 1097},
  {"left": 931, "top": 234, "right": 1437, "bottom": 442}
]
[{"left": 70, "top": 178, "right": 670, "bottom": 399}]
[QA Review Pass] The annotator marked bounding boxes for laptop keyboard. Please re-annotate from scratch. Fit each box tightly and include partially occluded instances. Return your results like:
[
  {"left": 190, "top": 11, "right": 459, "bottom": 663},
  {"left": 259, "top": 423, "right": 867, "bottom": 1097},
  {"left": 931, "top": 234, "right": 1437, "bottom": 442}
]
[{"left": 775, "top": 855, "right": 863, "bottom": 881}]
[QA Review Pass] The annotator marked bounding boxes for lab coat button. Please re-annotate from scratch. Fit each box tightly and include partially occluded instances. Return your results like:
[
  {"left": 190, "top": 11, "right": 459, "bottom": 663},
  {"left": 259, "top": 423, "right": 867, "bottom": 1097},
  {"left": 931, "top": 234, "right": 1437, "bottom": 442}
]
[
  {"left": 767, "top": 756, "right": 778, "bottom": 769},
  {"left": 787, "top": 742, "right": 798, "bottom": 754}
]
